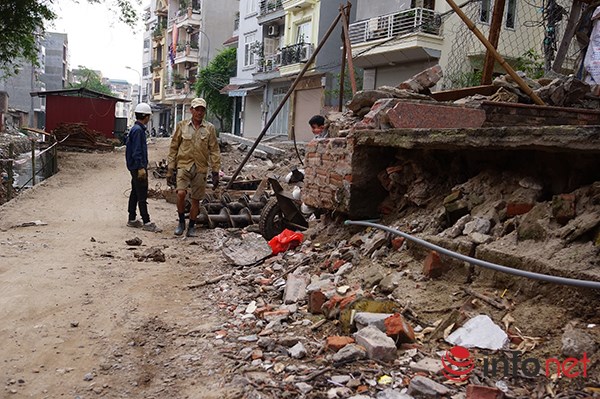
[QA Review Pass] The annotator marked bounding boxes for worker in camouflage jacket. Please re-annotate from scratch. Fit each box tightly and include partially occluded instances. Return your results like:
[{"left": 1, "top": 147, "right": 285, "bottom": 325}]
[{"left": 166, "top": 97, "right": 221, "bottom": 237}]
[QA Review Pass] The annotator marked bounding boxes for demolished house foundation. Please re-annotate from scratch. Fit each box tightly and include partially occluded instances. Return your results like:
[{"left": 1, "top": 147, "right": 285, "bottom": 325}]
[{"left": 302, "top": 68, "right": 600, "bottom": 292}]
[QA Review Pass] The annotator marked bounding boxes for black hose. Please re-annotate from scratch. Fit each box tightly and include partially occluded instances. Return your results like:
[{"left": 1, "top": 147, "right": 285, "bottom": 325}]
[{"left": 344, "top": 220, "right": 600, "bottom": 290}]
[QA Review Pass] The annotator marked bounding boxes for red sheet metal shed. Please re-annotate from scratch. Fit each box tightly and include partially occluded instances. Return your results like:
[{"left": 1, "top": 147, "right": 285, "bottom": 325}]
[{"left": 30, "top": 88, "right": 129, "bottom": 139}]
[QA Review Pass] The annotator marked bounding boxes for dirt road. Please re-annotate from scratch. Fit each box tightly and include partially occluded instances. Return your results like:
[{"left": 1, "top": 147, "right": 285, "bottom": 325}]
[{"left": 0, "top": 139, "right": 239, "bottom": 398}]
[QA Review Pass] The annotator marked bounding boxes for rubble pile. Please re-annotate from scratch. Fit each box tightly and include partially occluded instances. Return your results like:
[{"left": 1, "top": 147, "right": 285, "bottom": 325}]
[
  {"left": 323, "top": 65, "right": 600, "bottom": 136},
  {"left": 172, "top": 222, "right": 600, "bottom": 399},
  {"left": 53, "top": 122, "right": 114, "bottom": 151}
]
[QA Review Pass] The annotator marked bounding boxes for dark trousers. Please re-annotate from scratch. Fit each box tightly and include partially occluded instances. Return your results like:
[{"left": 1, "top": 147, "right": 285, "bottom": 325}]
[{"left": 128, "top": 170, "right": 150, "bottom": 223}]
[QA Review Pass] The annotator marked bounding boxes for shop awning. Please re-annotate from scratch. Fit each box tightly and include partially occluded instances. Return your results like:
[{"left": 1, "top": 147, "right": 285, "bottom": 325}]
[{"left": 220, "top": 84, "right": 264, "bottom": 97}]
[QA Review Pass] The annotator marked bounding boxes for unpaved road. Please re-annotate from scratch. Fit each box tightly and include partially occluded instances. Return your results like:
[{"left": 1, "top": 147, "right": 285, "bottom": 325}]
[{"left": 0, "top": 139, "right": 240, "bottom": 398}]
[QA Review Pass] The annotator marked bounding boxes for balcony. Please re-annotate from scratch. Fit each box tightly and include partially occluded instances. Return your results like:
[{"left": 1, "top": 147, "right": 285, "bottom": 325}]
[
  {"left": 258, "top": 0, "right": 284, "bottom": 25},
  {"left": 348, "top": 8, "right": 443, "bottom": 68},
  {"left": 163, "top": 81, "right": 194, "bottom": 103},
  {"left": 283, "top": 0, "right": 316, "bottom": 11},
  {"left": 175, "top": 6, "right": 201, "bottom": 28},
  {"left": 175, "top": 44, "right": 200, "bottom": 64},
  {"left": 257, "top": 52, "right": 282, "bottom": 73},
  {"left": 280, "top": 42, "right": 313, "bottom": 66}
]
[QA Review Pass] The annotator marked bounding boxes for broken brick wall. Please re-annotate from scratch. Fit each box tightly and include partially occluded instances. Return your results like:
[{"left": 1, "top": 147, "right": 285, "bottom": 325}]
[
  {"left": 303, "top": 138, "right": 354, "bottom": 213},
  {"left": 303, "top": 137, "right": 394, "bottom": 218}
]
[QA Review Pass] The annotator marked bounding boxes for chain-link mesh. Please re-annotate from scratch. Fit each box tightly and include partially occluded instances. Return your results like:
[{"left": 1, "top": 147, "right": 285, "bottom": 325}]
[{"left": 441, "top": 0, "right": 583, "bottom": 89}]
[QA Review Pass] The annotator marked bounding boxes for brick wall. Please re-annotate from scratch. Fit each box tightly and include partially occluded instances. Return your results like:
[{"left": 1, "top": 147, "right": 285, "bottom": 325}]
[{"left": 303, "top": 137, "right": 354, "bottom": 213}]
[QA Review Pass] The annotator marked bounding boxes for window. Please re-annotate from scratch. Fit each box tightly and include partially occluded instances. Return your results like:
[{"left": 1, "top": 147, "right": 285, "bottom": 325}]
[
  {"left": 154, "top": 78, "right": 161, "bottom": 94},
  {"left": 480, "top": 0, "right": 517, "bottom": 28},
  {"left": 411, "top": 0, "right": 435, "bottom": 9},
  {"left": 506, "top": 0, "right": 516, "bottom": 29},
  {"left": 480, "top": 0, "right": 491, "bottom": 23},
  {"left": 246, "top": 0, "right": 257, "bottom": 16},
  {"left": 244, "top": 33, "right": 256, "bottom": 67},
  {"left": 296, "top": 21, "right": 311, "bottom": 44}
]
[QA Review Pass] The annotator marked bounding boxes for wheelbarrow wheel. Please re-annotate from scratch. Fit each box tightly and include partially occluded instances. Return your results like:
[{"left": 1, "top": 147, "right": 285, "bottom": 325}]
[{"left": 259, "top": 197, "right": 285, "bottom": 240}]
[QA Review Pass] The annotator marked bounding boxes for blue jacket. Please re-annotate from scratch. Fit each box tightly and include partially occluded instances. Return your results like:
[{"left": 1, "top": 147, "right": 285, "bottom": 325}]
[{"left": 125, "top": 121, "right": 148, "bottom": 171}]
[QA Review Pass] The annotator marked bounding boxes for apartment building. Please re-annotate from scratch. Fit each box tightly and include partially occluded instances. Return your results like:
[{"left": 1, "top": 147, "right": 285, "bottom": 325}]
[
  {"left": 227, "top": 0, "right": 356, "bottom": 141},
  {"left": 348, "top": 0, "right": 558, "bottom": 90},
  {"left": 146, "top": 0, "right": 239, "bottom": 134}
]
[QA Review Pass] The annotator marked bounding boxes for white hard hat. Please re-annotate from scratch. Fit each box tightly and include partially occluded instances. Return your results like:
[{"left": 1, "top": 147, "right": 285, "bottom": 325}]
[{"left": 134, "top": 102, "right": 152, "bottom": 115}]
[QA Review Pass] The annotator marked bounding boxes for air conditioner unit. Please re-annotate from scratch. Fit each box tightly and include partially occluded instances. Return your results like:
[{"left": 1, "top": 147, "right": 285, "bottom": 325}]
[
  {"left": 267, "top": 25, "right": 279, "bottom": 36},
  {"left": 300, "top": 43, "right": 313, "bottom": 62}
]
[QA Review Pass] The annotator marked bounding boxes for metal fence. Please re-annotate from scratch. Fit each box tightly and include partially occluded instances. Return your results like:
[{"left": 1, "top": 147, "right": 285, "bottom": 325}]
[
  {"left": 0, "top": 139, "right": 60, "bottom": 204},
  {"left": 441, "top": 0, "right": 581, "bottom": 89}
]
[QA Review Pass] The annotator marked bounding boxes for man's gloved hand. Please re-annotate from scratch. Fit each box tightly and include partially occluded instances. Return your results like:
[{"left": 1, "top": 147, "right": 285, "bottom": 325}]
[
  {"left": 137, "top": 168, "right": 147, "bottom": 180},
  {"left": 211, "top": 171, "right": 220, "bottom": 188},
  {"left": 166, "top": 167, "right": 176, "bottom": 186}
]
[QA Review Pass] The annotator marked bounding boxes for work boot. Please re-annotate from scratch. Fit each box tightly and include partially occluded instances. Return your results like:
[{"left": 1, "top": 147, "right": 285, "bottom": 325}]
[
  {"left": 186, "top": 225, "right": 197, "bottom": 237},
  {"left": 127, "top": 219, "right": 143, "bottom": 228},
  {"left": 174, "top": 221, "right": 186, "bottom": 236}
]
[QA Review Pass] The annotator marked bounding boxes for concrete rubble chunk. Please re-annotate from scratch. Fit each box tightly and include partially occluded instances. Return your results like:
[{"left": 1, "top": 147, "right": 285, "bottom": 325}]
[
  {"left": 295, "top": 381, "right": 313, "bottom": 394},
  {"left": 283, "top": 274, "right": 309, "bottom": 304},
  {"left": 328, "top": 387, "right": 353, "bottom": 398},
  {"left": 409, "top": 357, "right": 444, "bottom": 375},
  {"left": 363, "top": 231, "right": 387, "bottom": 257},
  {"left": 377, "top": 388, "right": 415, "bottom": 399},
  {"left": 288, "top": 342, "right": 307, "bottom": 359},
  {"left": 446, "top": 315, "right": 508, "bottom": 350},
  {"left": 552, "top": 194, "right": 576, "bottom": 225},
  {"left": 561, "top": 323, "right": 597, "bottom": 358},
  {"left": 331, "top": 343, "right": 367, "bottom": 364},
  {"left": 221, "top": 232, "right": 272, "bottom": 266},
  {"left": 220, "top": 132, "right": 285, "bottom": 156},
  {"left": 347, "top": 90, "right": 394, "bottom": 113},
  {"left": 470, "top": 232, "right": 493, "bottom": 244},
  {"left": 407, "top": 375, "right": 450, "bottom": 397},
  {"left": 348, "top": 396, "right": 373, "bottom": 399},
  {"left": 379, "top": 272, "right": 403, "bottom": 294},
  {"left": 463, "top": 217, "right": 491, "bottom": 235},
  {"left": 329, "top": 375, "right": 351, "bottom": 385},
  {"left": 445, "top": 214, "right": 471, "bottom": 238},
  {"left": 354, "top": 325, "right": 397, "bottom": 362},
  {"left": 398, "top": 64, "right": 443, "bottom": 93},
  {"left": 354, "top": 312, "right": 394, "bottom": 332}
]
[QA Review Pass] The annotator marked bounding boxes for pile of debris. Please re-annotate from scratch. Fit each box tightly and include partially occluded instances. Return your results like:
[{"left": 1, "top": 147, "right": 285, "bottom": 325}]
[
  {"left": 324, "top": 65, "right": 600, "bottom": 136},
  {"left": 181, "top": 222, "right": 600, "bottom": 399},
  {"left": 53, "top": 122, "right": 114, "bottom": 151}
]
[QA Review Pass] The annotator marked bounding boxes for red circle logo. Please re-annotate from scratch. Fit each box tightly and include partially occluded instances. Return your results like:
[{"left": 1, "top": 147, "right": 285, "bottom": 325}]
[{"left": 441, "top": 346, "right": 475, "bottom": 382}]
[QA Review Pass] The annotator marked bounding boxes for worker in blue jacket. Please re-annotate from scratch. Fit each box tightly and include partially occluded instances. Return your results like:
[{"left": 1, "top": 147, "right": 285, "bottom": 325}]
[{"left": 125, "top": 103, "right": 161, "bottom": 232}]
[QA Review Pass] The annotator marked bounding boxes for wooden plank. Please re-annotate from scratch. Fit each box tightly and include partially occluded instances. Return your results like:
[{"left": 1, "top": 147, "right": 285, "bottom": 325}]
[
  {"left": 431, "top": 85, "right": 498, "bottom": 102},
  {"left": 482, "top": 0, "right": 506, "bottom": 84},
  {"left": 552, "top": 0, "right": 583, "bottom": 73}
]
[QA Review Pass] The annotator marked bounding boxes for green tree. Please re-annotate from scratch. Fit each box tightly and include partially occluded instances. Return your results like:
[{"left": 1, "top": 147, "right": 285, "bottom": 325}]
[
  {"left": 195, "top": 47, "right": 236, "bottom": 132},
  {"left": 69, "top": 66, "right": 113, "bottom": 95},
  {"left": 0, "top": 0, "right": 139, "bottom": 77}
]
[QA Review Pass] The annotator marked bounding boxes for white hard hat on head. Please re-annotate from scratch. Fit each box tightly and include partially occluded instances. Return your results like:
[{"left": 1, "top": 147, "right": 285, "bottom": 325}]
[{"left": 135, "top": 102, "right": 152, "bottom": 115}]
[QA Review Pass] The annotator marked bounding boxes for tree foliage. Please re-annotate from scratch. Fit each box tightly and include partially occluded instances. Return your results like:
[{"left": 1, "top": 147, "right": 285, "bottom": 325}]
[
  {"left": 0, "top": 0, "right": 139, "bottom": 77},
  {"left": 69, "top": 66, "right": 113, "bottom": 95},
  {"left": 195, "top": 47, "right": 237, "bottom": 132},
  {"left": 196, "top": 48, "right": 237, "bottom": 132}
]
